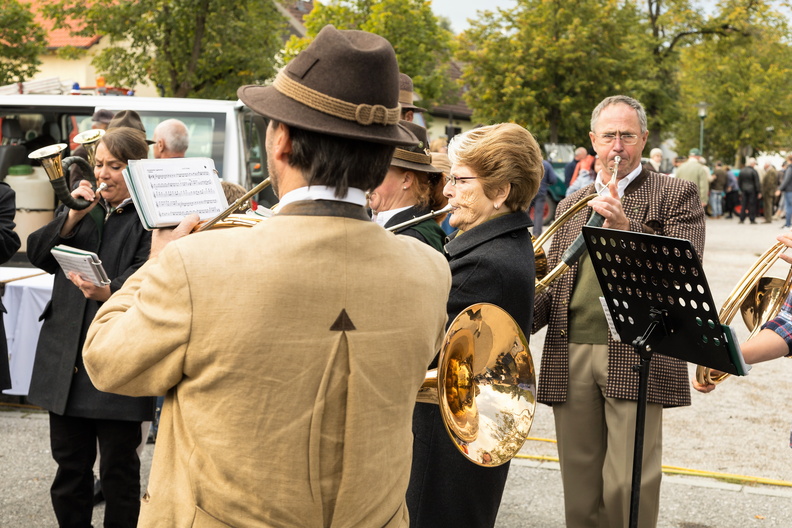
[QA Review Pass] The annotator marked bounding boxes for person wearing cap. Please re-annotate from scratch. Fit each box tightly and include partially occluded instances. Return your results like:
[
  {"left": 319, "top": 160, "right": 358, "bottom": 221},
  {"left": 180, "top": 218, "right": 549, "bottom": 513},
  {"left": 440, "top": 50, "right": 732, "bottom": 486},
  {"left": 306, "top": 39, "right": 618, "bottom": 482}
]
[
  {"left": 399, "top": 73, "right": 428, "bottom": 122},
  {"left": 92, "top": 109, "right": 115, "bottom": 130},
  {"left": 369, "top": 121, "right": 446, "bottom": 251},
  {"left": 407, "top": 122, "right": 542, "bottom": 528},
  {"left": 675, "top": 148, "right": 710, "bottom": 209},
  {"left": 81, "top": 25, "right": 451, "bottom": 527}
]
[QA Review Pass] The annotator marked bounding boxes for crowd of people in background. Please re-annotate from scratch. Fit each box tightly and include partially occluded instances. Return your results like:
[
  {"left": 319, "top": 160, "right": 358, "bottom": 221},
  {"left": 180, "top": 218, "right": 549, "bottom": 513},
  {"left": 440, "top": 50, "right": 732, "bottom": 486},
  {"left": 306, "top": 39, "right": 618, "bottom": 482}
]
[{"left": 635, "top": 147, "right": 792, "bottom": 227}]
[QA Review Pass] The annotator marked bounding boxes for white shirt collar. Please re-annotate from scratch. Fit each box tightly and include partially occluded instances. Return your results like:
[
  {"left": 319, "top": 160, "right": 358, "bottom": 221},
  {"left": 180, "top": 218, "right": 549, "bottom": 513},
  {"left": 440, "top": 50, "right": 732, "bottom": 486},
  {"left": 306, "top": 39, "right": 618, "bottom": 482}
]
[
  {"left": 594, "top": 164, "right": 642, "bottom": 198},
  {"left": 278, "top": 186, "right": 368, "bottom": 208},
  {"left": 372, "top": 205, "right": 412, "bottom": 227}
]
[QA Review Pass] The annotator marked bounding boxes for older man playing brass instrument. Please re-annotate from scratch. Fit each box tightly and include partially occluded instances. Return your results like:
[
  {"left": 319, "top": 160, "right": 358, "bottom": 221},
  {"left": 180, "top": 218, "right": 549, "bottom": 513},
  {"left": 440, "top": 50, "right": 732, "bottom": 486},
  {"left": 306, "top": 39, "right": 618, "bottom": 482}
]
[{"left": 533, "top": 95, "right": 706, "bottom": 528}]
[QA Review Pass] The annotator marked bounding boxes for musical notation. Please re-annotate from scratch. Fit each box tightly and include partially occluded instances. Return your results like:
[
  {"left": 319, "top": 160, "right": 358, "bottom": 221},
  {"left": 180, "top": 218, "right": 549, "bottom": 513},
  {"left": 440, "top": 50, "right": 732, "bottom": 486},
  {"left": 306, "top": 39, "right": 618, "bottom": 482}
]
[{"left": 125, "top": 158, "right": 228, "bottom": 229}]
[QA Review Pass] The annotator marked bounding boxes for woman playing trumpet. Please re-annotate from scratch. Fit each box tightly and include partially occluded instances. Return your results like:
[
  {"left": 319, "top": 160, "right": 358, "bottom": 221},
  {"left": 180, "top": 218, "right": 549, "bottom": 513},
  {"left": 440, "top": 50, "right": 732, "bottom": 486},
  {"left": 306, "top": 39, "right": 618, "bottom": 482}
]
[
  {"left": 407, "top": 123, "right": 543, "bottom": 528},
  {"left": 369, "top": 121, "right": 447, "bottom": 251},
  {"left": 26, "top": 126, "right": 154, "bottom": 528}
]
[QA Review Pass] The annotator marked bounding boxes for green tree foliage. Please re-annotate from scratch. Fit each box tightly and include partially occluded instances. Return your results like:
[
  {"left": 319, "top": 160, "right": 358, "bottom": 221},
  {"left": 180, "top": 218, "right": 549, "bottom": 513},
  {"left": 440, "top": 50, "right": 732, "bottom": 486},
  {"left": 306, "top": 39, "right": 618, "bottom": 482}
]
[
  {"left": 675, "top": 1, "right": 792, "bottom": 165},
  {"left": 284, "top": 0, "right": 456, "bottom": 106},
  {"left": 40, "top": 0, "right": 287, "bottom": 99},
  {"left": 640, "top": 0, "right": 757, "bottom": 147},
  {"left": 457, "top": 0, "right": 649, "bottom": 145},
  {"left": 0, "top": 0, "right": 47, "bottom": 85}
]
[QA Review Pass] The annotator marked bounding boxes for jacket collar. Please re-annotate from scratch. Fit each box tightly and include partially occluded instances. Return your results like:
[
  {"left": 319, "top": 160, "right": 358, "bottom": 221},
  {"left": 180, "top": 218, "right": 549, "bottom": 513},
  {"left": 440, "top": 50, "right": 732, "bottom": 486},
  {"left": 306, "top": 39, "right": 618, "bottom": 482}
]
[
  {"left": 445, "top": 210, "right": 532, "bottom": 257},
  {"left": 276, "top": 199, "right": 370, "bottom": 221}
]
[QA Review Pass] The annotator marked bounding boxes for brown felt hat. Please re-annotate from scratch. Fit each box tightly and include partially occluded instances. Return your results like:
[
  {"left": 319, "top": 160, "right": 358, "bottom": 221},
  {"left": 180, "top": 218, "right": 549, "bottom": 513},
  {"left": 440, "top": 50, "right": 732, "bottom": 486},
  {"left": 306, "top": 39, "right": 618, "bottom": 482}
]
[
  {"left": 107, "top": 110, "right": 154, "bottom": 144},
  {"left": 398, "top": 73, "right": 427, "bottom": 113},
  {"left": 238, "top": 26, "right": 417, "bottom": 147},
  {"left": 390, "top": 121, "right": 440, "bottom": 174}
]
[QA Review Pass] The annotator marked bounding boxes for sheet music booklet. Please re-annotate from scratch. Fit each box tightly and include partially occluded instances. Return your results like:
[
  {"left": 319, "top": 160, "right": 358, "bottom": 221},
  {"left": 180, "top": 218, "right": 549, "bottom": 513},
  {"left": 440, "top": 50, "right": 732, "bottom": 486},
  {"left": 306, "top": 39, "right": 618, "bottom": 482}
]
[
  {"left": 51, "top": 245, "right": 111, "bottom": 287},
  {"left": 123, "top": 158, "right": 228, "bottom": 230}
]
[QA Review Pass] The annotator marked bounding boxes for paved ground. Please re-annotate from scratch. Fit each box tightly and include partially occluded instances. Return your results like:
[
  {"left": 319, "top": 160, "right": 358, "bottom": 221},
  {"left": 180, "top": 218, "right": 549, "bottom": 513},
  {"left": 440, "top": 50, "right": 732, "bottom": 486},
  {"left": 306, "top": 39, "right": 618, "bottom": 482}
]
[{"left": 2, "top": 214, "right": 792, "bottom": 527}]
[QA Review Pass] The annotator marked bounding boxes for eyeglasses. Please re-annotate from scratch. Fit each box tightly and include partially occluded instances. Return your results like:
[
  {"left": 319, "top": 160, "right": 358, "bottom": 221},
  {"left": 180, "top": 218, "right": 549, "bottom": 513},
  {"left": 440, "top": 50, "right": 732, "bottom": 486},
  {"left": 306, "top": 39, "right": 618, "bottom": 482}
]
[
  {"left": 594, "top": 132, "right": 640, "bottom": 146},
  {"left": 445, "top": 175, "right": 477, "bottom": 186}
]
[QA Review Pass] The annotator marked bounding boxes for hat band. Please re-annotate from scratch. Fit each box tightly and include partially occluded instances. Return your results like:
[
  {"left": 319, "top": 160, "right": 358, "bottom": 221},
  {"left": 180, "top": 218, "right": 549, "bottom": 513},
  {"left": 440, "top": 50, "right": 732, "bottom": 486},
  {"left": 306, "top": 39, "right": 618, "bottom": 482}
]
[
  {"left": 399, "top": 89, "right": 414, "bottom": 106},
  {"left": 393, "top": 148, "right": 432, "bottom": 165},
  {"left": 274, "top": 71, "right": 401, "bottom": 126}
]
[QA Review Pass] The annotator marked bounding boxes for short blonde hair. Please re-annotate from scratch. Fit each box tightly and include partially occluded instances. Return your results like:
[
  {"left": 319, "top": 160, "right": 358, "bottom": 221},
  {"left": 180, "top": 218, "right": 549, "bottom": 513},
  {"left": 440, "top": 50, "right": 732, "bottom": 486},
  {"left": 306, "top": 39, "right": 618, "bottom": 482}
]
[{"left": 447, "top": 123, "right": 542, "bottom": 211}]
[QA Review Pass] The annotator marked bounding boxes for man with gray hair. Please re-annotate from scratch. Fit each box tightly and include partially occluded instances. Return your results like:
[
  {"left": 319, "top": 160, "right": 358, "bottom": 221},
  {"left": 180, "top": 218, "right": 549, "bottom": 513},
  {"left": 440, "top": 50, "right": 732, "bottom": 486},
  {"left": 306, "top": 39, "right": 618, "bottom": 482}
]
[
  {"left": 534, "top": 95, "right": 705, "bottom": 528},
  {"left": 152, "top": 119, "right": 189, "bottom": 159}
]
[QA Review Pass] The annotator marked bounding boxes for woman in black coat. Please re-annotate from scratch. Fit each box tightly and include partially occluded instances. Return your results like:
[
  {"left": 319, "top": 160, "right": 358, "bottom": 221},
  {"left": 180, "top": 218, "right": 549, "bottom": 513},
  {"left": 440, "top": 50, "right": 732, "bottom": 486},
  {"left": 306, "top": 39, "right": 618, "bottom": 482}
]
[
  {"left": 27, "top": 127, "right": 153, "bottom": 528},
  {"left": 407, "top": 123, "right": 543, "bottom": 528},
  {"left": 369, "top": 120, "right": 447, "bottom": 252}
]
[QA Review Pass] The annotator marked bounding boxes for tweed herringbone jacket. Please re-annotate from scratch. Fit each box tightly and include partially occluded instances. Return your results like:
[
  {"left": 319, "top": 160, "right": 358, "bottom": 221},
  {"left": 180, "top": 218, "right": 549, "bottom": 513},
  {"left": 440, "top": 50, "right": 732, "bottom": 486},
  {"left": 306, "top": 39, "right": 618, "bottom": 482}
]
[{"left": 533, "top": 168, "right": 705, "bottom": 407}]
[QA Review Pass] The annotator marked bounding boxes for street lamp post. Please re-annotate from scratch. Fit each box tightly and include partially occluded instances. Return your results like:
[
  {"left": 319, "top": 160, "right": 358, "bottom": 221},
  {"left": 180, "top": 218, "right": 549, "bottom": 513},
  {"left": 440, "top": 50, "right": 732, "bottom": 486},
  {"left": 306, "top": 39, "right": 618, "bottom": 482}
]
[{"left": 696, "top": 102, "right": 708, "bottom": 157}]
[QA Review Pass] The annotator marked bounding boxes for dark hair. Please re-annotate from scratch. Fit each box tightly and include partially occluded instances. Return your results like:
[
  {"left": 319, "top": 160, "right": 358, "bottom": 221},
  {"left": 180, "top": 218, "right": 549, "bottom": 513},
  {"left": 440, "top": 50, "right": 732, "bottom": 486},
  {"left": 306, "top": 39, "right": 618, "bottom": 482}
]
[
  {"left": 99, "top": 127, "right": 149, "bottom": 163},
  {"left": 272, "top": 120, "right": 394, "bottom": 197}
]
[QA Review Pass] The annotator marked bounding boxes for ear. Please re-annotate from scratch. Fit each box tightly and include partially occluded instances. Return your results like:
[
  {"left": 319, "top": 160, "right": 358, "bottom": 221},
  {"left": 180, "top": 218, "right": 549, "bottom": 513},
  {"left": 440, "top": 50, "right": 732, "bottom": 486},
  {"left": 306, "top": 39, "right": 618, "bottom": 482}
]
[
  {"left": 402, "top": 170, "right": 415, "bottom": 188},
  {"left": 270, "top": 122, "right": 293, "bottom": 163},
  {"left": 494, "top": 182, "right": 511, "bottom": 206},
  {"left": 589, "top": 131, "right": 597, "bottom": 150}
]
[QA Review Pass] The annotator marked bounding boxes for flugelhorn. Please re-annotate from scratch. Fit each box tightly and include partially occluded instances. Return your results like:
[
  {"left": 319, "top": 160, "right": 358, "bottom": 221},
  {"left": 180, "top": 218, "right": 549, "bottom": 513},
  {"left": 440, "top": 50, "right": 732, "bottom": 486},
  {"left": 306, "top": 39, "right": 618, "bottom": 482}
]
[
  {"left": 386, "top": 204, "right": 452, "bottom": 233},
  {"left": 28, "top": 129, "right": 104, "bottom": 210},
  {"left": 695, "top": 241, "right": 792, "bottom": 385},
  {"left": 417, "top": 303, "right": 536, "bottom": 467},
  {"left": 534, "top": 155, "right": 620, "bottom": 295}
]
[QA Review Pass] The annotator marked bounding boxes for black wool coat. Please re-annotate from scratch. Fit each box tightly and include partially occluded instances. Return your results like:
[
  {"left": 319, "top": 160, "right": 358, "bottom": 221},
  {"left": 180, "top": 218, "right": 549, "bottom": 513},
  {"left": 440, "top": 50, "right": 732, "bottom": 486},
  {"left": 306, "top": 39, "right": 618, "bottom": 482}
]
[
  {"left": 408, "top": 210, "right": 535, "bottom": 528},
  {"left": 26, "top": 201, "right": 153, "bottom": 420}
]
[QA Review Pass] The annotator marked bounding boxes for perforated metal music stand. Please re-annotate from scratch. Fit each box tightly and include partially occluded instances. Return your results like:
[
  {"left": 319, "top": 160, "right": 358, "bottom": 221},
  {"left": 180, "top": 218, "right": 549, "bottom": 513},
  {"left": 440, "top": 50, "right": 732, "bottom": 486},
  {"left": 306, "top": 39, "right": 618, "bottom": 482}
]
[{"left": 582, "top": 225, "right": 743, "bottom": 528}]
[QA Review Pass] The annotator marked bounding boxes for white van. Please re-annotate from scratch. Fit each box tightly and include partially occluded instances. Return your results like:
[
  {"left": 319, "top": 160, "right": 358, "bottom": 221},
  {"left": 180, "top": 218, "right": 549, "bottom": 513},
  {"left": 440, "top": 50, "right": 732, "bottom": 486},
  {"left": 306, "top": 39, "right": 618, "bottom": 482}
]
[{"left": 0, "top": 94, "right": 273, "bottom": 199}]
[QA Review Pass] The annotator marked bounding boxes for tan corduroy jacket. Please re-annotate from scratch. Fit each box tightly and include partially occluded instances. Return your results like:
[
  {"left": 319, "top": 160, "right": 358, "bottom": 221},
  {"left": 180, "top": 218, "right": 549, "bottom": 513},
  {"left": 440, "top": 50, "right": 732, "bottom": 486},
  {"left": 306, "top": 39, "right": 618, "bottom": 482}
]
[
  {"left": 533, "top": 169, "right": 706, "bottom": 408},
  {"left": 84, "top": 201, "right": 451, "bottom": 528}
]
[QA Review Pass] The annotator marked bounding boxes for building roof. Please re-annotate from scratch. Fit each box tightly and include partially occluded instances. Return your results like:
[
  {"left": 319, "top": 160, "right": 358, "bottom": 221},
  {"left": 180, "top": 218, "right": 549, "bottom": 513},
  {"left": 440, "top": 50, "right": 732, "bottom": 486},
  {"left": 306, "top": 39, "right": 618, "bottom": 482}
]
[{"left": 23, "top": 0, "right": 102, "bottom": 50}]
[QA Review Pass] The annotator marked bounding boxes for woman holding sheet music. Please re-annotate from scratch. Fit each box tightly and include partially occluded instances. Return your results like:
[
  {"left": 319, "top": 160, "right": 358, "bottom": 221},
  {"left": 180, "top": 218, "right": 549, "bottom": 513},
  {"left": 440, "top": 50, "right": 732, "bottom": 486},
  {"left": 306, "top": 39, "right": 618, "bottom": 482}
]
[{"left": 26, "top": 126, "right": 154, "bottom": 528}]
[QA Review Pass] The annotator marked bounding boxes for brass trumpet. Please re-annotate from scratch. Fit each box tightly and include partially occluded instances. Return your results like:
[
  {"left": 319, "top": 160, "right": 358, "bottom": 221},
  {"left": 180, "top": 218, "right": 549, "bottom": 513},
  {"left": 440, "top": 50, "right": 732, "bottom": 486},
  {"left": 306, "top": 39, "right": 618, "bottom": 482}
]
[
  {"left": 28, "top": 129, "right": 105, "bottom": 210},
  {"left": 695, "top": 241, "right": 792, "bottom": 385}
]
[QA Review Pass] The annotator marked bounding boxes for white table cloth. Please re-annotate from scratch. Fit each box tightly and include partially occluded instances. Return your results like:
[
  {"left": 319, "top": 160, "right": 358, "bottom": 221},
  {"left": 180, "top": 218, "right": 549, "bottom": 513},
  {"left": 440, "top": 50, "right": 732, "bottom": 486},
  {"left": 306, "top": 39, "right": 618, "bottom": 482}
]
[{"left": 1, "top": 267, "right": 53, "bottom": 396}]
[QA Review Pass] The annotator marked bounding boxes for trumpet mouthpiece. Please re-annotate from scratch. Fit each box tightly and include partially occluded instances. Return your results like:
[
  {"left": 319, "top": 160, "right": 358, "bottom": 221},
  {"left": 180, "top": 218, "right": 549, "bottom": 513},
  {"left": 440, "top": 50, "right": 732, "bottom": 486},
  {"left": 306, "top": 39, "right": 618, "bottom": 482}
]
[{"left": 97, "top": 183, "right": 108, "bottom": 193}]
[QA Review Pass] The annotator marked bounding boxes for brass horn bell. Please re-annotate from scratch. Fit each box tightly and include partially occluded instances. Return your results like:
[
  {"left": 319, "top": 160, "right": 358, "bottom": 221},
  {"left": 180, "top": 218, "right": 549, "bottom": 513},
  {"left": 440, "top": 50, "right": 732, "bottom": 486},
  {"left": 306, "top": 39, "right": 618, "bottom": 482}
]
[
  {"left": 417, "top": 303, "right": 536, "bottom": 467},
  {"left": 696, "top": 241, "right": 792, "bottom": 385},
  {"left": 28, "top": 131, "right": 102, "bottom": 210}
]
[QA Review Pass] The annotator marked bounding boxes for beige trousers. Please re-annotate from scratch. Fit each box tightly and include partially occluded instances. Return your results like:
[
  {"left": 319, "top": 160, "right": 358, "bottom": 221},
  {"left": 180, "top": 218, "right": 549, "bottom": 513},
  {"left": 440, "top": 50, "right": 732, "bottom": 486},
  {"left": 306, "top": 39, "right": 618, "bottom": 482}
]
[{"left": 552, "top": 343, "right": 663, "bottom": 528}]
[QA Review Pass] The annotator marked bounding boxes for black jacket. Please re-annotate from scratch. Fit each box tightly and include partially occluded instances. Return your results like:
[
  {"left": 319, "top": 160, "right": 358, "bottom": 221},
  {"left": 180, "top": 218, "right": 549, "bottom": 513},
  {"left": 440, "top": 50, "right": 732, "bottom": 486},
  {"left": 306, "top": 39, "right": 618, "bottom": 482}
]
[
  {"left": 26, "top": 201, "right": 153, "bottom": 420},
  {"left": 0, "top": 183, "right": 21, "bottom": 390}
]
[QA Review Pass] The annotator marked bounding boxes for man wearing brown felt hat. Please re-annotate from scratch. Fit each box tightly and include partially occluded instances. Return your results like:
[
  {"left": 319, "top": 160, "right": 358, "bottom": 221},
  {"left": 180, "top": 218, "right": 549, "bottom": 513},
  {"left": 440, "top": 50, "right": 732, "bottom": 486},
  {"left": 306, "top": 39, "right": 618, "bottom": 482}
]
[{"left": 82, "top": 25, "right": 451, "bottom": 528}]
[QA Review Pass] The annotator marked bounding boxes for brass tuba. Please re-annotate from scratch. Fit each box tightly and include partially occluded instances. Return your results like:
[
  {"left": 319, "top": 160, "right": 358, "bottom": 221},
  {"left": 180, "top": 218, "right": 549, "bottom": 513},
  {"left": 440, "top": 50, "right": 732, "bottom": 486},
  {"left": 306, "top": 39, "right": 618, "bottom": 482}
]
[
  {"left": 28, "top": 129, "right": 104, "bottom": 210},
  {"left": 695, "top": 241, "right": 792, "bottom": 385}
]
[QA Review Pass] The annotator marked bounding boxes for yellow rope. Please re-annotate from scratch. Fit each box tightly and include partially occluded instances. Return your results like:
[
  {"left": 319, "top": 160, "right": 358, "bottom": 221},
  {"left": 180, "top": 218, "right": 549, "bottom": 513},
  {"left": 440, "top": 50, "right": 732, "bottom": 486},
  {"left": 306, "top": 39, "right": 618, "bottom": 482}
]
[{"left": 517, "top": 437, "right": 792, "bottom": 488}]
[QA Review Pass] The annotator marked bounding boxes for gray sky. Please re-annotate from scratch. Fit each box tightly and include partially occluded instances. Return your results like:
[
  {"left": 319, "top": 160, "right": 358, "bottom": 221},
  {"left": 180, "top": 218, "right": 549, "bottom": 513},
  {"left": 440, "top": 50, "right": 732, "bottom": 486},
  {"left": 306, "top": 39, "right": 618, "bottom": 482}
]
[{"left": 431, "top": 0, "right": 516, "bottom": 33}]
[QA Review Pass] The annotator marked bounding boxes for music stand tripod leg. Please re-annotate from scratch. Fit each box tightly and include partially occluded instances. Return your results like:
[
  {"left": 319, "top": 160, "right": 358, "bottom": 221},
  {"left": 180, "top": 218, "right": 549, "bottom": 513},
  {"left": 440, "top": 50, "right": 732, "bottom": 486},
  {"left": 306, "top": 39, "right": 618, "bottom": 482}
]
[{"left": 628, "top": 309, "right": 666, "bottom": 528}]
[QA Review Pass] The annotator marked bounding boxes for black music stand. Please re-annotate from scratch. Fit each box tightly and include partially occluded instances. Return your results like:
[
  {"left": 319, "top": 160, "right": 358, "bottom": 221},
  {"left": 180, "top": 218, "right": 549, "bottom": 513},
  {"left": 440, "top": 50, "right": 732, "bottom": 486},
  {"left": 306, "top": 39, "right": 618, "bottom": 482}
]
[{"left": 581, "top": 226, "right": 747, "bottom": 528}]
